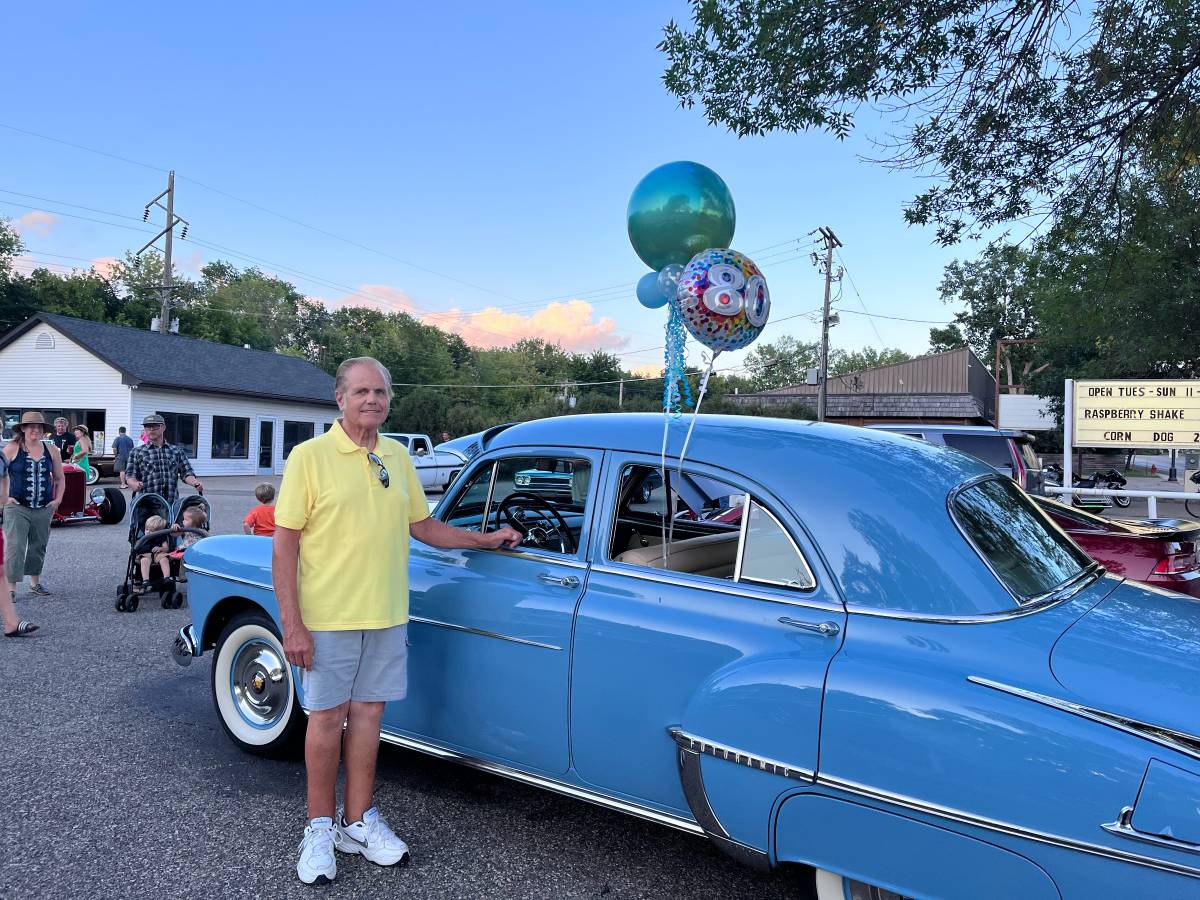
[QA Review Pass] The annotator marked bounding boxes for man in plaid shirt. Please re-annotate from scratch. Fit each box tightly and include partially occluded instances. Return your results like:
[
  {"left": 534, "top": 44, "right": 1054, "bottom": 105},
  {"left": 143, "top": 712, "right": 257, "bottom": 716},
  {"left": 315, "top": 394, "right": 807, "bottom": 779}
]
[{"left": 125, "top": 414, "right": 204, "bottom": 504}]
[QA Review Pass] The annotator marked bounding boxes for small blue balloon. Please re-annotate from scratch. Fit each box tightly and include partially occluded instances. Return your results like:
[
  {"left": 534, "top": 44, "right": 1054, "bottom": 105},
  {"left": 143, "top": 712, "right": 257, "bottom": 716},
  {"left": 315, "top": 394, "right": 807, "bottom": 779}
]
[
  {"left": 657, "top": 263, "right": 684, "bottom": 301},
  {"left": 636, "top": 271, "right": 668, "bottom": 309}
]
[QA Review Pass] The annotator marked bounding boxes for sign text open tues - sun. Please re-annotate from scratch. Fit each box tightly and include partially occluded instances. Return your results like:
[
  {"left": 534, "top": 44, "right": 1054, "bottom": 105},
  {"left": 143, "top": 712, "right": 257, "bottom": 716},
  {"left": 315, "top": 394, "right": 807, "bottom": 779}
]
[{"left": 1074, "top": 380, "right": 1200, "bottom": 448}]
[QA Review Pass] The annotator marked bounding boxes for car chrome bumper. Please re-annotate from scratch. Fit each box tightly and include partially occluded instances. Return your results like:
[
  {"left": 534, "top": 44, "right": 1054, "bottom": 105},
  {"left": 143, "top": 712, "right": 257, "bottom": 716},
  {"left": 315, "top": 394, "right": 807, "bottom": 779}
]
[{"left": 171, "top": 624, "right": 199, "bottom": 667}]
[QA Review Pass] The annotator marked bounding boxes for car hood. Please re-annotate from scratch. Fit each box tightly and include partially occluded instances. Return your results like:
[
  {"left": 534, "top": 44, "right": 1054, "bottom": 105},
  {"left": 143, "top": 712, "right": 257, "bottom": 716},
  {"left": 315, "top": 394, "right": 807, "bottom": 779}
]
[{"left": 1051, "top": 580, "right": 1200, "bottom": 739}]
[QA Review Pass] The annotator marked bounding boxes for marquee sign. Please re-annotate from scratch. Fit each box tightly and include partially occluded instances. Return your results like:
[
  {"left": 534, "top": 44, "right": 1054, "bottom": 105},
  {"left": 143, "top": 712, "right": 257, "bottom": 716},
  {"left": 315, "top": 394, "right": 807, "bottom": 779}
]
[{"left": 1073, "top": 380, "right": 1200, "bottom": 448}]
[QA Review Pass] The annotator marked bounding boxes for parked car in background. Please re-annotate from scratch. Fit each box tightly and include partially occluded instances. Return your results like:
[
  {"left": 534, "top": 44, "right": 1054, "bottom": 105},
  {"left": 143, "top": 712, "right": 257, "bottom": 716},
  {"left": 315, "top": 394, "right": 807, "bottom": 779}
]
[
  {"left": 382, "top": 432, "right": 464, "bottom": 490},
  {"left": 868, "top": 423, "right": 1044, "bottom": 493},
  {"left": 1035, "top": 496, "right": 1200, "bottom": 597},
  {"left": 52, "top": 463, "right": 124, "bottom": 525},
  {"left": 175, "top": 415, "right": 1200, "bottom": 898}
]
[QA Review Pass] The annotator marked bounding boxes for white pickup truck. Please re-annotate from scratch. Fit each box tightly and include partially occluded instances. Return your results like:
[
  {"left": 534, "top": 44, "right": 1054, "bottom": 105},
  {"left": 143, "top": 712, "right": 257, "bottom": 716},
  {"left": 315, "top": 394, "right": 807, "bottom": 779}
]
[{"left": 382, "top": 433, "right": 465, "bottom": 491}]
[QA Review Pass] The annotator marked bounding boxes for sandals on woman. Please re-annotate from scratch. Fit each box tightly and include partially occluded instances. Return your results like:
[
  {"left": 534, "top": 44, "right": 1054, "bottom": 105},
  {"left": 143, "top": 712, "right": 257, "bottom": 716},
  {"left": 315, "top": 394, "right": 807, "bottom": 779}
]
[{"left": 4, "top": 621, "right": 39, "bottom": 637}]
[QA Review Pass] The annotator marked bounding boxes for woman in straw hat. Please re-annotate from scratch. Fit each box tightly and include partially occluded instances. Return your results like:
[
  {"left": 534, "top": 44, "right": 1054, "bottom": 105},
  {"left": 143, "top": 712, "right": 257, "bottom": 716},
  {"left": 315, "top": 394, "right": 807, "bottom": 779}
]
[
  {"left": 1, "top": 412, "right": 64, "bottom": 598},
  {"left": 0, "top": 441, "right": 38, "bottom": 636}
]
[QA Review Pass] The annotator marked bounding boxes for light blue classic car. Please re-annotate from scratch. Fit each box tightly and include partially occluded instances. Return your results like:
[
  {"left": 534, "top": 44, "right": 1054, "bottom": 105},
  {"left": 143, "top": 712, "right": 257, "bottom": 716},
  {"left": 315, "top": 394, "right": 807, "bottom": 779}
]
[{"left": 174, "top": 414, "right": 1200, "bottom": 899}]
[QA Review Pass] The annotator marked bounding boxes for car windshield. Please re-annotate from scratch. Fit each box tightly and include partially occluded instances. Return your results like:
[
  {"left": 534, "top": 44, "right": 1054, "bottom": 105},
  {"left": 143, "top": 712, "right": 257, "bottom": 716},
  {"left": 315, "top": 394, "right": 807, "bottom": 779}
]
[{"left": 952, "top": 477, "right": 1092, "bottom": 602}]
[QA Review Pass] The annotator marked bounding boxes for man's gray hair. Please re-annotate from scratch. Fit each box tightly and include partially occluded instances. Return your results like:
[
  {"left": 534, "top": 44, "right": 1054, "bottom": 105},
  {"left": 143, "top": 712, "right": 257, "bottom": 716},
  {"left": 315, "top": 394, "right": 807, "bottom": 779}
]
[
  {"left": 54, "top": 417, "right": 68, "bottom": 426},
  {"left": 334, "top": 357, "right": 393, "bottom": 397}
]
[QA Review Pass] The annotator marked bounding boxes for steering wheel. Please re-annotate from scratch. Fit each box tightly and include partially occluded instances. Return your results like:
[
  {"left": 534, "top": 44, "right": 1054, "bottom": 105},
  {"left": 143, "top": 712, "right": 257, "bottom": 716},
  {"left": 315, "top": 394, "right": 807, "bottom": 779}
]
[{"left": 496, "top": 491, "right": 576, "bottom": 553}]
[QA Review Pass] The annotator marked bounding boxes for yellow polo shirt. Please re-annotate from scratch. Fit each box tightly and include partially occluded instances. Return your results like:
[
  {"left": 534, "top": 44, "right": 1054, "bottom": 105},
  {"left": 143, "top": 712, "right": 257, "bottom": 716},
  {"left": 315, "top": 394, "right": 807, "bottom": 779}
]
[{"left": 275, "top": 420, "right": 429, "bottom": 630}]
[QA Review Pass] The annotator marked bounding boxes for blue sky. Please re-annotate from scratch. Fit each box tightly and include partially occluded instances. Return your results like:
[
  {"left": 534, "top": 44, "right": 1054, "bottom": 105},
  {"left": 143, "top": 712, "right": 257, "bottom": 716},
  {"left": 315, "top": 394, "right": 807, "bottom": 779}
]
[{"left": 1, "top": 2, "right": 974, "bottom": 374}]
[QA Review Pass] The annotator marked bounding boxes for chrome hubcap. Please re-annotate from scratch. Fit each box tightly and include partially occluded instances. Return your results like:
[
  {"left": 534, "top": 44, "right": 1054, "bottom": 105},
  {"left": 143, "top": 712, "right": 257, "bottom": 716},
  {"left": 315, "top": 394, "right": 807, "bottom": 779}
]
[{"left": 231, "top": 639, "right": 288, "bottom": 727}]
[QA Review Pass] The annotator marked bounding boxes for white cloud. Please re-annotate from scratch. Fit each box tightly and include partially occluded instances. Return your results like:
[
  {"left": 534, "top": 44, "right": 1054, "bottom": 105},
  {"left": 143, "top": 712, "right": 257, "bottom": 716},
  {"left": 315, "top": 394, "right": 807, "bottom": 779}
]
[
  {"left": 13, "top": 211, "right": 58, "bottom": 238},
  {"left": 90, "top": 257, "right": 120, "bottom": 279}
]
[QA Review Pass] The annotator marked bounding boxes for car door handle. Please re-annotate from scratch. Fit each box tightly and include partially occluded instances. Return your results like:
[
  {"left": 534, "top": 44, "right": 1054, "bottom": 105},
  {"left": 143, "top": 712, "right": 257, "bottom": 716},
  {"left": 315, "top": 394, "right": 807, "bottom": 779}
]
[
  {"left": 778, "top": 617, "right": 840, "bottom": 637},
  {"left": 538, "top": 573, "right": 580, "bottom": 588}
]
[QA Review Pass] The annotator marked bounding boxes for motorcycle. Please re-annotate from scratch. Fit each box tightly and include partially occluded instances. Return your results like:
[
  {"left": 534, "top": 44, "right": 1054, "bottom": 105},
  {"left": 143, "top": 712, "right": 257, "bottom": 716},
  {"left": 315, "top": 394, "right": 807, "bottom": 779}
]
[{"left": 1043, "top": 464, "right": 1129, "bottom": 508}]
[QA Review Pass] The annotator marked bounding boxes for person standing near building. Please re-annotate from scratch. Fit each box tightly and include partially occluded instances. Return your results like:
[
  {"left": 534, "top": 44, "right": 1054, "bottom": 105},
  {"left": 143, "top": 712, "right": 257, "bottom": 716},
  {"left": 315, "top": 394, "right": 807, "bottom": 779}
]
[
  {"left": 2, "top": 412, "right": 64, "bottom": 597},
  {"left": 70, "top": 425, "right": 93, "bottom": 482},
  {"left": 49, "top": 417, "right": 72, "bottom": 457},
  {"left": 125, "top": 414, "right": 203, "bottom": 504},
  {"left": 112, "top": 427, "right": 135, "bottom": 489},
  {"left": 276, "top": 357, "right": 520, "bottom": 885},
  {"left": 0, "top": 450, "right": 38, "bottom": 636}
]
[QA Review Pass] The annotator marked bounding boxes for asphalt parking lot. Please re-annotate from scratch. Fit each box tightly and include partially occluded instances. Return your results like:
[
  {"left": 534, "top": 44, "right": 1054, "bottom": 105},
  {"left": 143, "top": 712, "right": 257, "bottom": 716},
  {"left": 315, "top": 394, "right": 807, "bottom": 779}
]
[{"left": 0, "top": 481, "right": 816, "bottom": 900}]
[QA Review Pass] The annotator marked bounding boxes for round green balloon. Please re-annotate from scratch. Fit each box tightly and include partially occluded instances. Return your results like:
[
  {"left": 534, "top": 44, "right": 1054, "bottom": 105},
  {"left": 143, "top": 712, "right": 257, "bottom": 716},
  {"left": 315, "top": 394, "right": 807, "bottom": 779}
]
[{"left": 627, "top": 161, "right": 736, "bottom": 271}]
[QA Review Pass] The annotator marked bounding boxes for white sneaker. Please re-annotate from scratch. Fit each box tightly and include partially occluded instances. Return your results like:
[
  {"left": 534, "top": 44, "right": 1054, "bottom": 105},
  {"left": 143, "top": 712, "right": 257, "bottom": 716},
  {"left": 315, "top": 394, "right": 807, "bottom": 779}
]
[
  {"left": 297, "top": 817, "right": 337, "bottom": 885},
  {"left": 335, "top": 806, "right": 410, "bottom": 866}
]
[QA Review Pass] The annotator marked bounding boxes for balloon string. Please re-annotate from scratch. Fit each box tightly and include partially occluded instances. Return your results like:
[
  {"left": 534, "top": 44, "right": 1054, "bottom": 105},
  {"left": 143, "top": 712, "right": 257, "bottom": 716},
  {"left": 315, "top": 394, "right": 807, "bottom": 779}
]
[
  {"left": 677, "top": 351, "right": 719, "bottom": 478},
  {"left": 659, "top": 302, "right": 693, "bottom": 566}
]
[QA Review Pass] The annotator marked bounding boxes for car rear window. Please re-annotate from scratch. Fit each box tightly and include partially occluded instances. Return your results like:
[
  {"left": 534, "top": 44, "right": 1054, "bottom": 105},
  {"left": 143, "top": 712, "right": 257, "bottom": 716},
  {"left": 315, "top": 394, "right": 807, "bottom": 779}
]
[
  {"left": 951, "top": 477, "right": 1091, "bottom": 601},
  {"left": 942, "top": 433, "right": 1013, "bottom": 469}
]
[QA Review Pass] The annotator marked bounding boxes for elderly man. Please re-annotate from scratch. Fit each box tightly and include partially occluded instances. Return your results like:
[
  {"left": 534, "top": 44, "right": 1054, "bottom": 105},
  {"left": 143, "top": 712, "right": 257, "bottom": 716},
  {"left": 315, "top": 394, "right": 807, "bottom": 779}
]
[
  {"left": 48, "top": 417, "right": 72, "bottom": 458},
  {"left": 275, "top": 357, "right": 520, "bottom": 886},
  {"left": 124, "top": 414, "right": 203, "bottom": 503}
]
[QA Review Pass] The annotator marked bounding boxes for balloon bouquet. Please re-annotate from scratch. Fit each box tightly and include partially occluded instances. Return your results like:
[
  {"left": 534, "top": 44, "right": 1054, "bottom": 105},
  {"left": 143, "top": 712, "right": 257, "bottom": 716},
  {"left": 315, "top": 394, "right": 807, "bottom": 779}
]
[{"left": 627, "top": 161, "right": 771, "bottom": 466}]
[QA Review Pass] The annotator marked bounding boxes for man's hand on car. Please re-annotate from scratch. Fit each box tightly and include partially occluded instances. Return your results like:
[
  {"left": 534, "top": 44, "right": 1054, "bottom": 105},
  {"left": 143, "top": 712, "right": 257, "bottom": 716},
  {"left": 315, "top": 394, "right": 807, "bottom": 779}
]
[{"left": 480, "top": 526, "right": 523, "bottom": 550}]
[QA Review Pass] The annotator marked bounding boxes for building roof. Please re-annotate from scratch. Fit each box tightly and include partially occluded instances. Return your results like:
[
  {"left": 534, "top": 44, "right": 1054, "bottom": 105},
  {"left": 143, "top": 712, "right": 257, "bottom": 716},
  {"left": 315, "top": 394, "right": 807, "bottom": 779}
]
[
  {"left": 1, "top": 313, "right": 336, "bottom": 407},
  {"left": 738, "top": 347, "right": 991, "bottom": 398}
]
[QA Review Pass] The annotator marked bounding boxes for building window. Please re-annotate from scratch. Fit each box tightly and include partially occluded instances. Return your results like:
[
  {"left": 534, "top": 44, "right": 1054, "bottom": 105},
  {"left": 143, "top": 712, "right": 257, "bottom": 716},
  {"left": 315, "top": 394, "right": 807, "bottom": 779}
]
[
  {"left": 158, "top": 411, "right": 199, "bottom": 458},
  {"left": 322, "top": 422, "right": 332, "bottom": 433},
  {"left": 283, "top": 421, "right": 314, "bottom": 458},
  {"left": 211, "top": 416, "right": 249, "bottom": 459}
]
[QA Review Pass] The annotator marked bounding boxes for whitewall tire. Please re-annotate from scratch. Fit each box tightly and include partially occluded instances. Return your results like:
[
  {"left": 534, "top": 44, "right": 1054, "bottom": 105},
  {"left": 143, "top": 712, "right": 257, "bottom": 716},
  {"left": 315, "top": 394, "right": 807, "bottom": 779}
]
[
  {"left": 815, "top": 868, "right": 909, "bottom": 900},
  {"left": 211, "top": 611, "right": 305, "bottom": 757}
]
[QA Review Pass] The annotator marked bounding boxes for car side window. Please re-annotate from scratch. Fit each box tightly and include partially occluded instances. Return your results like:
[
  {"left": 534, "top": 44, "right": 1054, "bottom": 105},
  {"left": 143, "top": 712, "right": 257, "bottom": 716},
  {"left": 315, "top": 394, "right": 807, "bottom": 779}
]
[
  {"left": 738, "top": 500, "right": 816, "bottom": 590},
  {"left": 441, "top": 462, "right": 495, "bottom": 531},
  {"left": 443, "top": 455, "right": 592, "bottom": 556},
  {"left": 609, "top": 464, "right": 814, "bottom": 591},
  {"left": 942, "top": 433, "right": 1013, "bottom": 469},
  {"left": 411, "top": 438, "right": 430, "bottom": 456}
]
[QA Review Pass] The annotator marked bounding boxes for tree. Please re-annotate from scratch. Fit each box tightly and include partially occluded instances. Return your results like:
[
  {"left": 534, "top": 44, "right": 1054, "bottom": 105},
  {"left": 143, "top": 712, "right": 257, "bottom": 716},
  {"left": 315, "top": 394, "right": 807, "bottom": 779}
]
[
  {"left": 1030, "top": 166, "right": 1200, "bottom": 398},
  {"left": 0, "top": 217, "right": 23, "bottom": 281},
  {"left": 744, "top": 335, "right": 820, "bottom": 391},
  {"left": 933, "top": 244, "right": 1046, "bottom": 390},
  {"left": 661, "top": 1, "right": 1200, "bottom": 243},
  {"left": 829, "top": 347, "right": 912, "bottom": 376}
]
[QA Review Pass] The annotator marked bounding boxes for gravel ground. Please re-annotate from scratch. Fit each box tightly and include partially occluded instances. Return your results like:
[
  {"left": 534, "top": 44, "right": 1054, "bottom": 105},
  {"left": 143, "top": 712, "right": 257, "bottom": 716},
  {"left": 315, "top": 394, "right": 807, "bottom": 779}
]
[{"left": 0, "top": 483, "right": 815, "bottom": 900}]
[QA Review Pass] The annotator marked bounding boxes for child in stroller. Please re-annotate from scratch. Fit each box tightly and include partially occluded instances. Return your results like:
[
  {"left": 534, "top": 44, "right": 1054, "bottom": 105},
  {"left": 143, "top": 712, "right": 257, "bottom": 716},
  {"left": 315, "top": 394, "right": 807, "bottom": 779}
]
[
  {"left": 116, "top": 492, "right": 210, "bottom": 612},
  {"left": 137, "top": 515, "right": 172, "bottom": 587}
]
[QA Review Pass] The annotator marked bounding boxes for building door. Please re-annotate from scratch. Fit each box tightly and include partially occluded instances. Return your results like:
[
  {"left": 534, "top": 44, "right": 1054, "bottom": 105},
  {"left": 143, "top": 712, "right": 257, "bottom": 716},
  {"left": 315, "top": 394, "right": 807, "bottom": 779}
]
[{"left": 257, "top": 419, "right": 275, "bottom": 474}]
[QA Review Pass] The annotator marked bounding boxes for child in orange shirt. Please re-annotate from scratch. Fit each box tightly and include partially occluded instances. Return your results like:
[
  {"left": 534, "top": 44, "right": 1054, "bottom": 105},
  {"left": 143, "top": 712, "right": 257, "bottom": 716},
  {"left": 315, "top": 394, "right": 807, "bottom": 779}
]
[{"left": 243, "top": 483, "right": 277, "bottom": 536}]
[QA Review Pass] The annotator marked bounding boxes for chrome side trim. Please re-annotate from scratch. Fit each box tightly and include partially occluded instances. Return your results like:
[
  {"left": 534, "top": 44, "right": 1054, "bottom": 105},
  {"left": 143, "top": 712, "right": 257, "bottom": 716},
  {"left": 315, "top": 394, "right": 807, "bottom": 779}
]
[
  {"left": 1102, "top": 807, "right": 1200, "bottom": 857},
  {"left": 490, "top": 549, "right": 589, "bottom": 570},
  {"left": 668, "top": 727, "right": 814, "bottom": 782},
  {"left": 589, "top": 563, "right": 843, "bottom": 613},
  {"left": 818, "top": 774, "right": 1200, "bottom": 879},
  {"left": 675, "top": 738, "right": 730, "bottom": 838},
  {"left": 377, "top": 729, "right": 704, "bottom": 836},
  {"left": 969, "top": 676, "right": 1200, "bottom": 762},
  {"left": 672, "top": 730, "right": 772, "bottom": 872},
  {"left": 183, "top": 564, "right": 274, "bottom": 593},
  {"left": 408, "top": 615, "right": 562, "bottom": 651}
]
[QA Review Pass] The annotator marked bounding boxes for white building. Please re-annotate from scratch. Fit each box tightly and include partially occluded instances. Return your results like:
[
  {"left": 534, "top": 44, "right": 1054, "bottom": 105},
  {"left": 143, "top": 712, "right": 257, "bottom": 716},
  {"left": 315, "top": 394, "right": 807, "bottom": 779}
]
[{"left": 0, "top": 313, "right": 337, "bottom": 476}]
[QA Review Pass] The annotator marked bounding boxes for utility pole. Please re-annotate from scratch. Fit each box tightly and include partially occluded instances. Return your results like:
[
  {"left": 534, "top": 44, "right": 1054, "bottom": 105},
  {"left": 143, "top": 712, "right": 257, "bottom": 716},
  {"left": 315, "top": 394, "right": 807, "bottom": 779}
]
[
  {"left": 137, "top": 171, "right": 189, "bottom": 334},
  {"left": 814, "top": 226, "right": 843, "bottom": 422},
  {"left": 618, "top": 377, "right": 624, "bottom": 409}
]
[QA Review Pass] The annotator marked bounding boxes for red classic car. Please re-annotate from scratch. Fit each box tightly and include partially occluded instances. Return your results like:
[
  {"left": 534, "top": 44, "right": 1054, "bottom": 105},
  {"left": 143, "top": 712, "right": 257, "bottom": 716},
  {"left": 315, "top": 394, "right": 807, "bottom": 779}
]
[
  {"left": 1034, "top": 496, "right": 1200, "bottom": 597},
  {"left": 54, "top": 463, "right": 125, "bottom": 526}
]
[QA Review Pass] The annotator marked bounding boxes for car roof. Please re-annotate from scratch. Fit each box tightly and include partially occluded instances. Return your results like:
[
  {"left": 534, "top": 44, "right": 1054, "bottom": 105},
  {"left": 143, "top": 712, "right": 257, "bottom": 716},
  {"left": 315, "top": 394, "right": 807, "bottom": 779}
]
[
  {"left": 868, "top": 423, "right": 1030, "bottom": 439},
  {"left": 490, "top": 412, "right": 989, "bottom": 491}
]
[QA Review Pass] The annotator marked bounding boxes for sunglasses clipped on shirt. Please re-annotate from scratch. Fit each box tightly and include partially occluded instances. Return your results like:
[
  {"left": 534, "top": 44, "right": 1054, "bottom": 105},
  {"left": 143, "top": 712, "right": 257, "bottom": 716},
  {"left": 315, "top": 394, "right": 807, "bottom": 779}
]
[{"left": 367, "top": 451, "right": 390, "bottom": 488}]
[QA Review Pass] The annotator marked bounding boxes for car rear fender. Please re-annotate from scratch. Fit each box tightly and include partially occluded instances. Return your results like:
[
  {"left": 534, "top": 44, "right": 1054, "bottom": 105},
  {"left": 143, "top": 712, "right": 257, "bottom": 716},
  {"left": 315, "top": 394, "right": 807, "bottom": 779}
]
[{"left": 774, "top": 792, "right": 1062, "bottom": 899}]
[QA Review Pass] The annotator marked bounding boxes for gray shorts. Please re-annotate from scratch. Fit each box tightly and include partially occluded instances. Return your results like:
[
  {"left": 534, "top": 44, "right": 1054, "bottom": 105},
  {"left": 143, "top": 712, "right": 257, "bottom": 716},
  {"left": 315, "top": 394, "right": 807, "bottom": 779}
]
[{"left": 298, "top": 624, "right": 408, "bottom": 711}]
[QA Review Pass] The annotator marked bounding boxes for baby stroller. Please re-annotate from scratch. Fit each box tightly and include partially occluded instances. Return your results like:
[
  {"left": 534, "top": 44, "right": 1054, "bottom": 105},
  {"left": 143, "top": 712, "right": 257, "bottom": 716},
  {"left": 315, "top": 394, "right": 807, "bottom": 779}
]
[{"left": 115, "top": 492, "right": 208, "bottom": 612}]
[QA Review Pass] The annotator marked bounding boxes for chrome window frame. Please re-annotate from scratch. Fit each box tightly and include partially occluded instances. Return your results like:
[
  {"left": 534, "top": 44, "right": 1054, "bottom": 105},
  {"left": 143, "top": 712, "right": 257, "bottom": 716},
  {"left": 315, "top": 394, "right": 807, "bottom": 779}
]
[
  {"left": 947, "top": 473, "right": 1099, "bottom": 609},
  {"left": 603, "top": 460, "right": 824, "bottom": 604},
  {"left": 734, "top": 497, "right": 817, "bottom": 592},
  {"left": 441, "top": 452, "right": 598, "bottom": 562}
]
